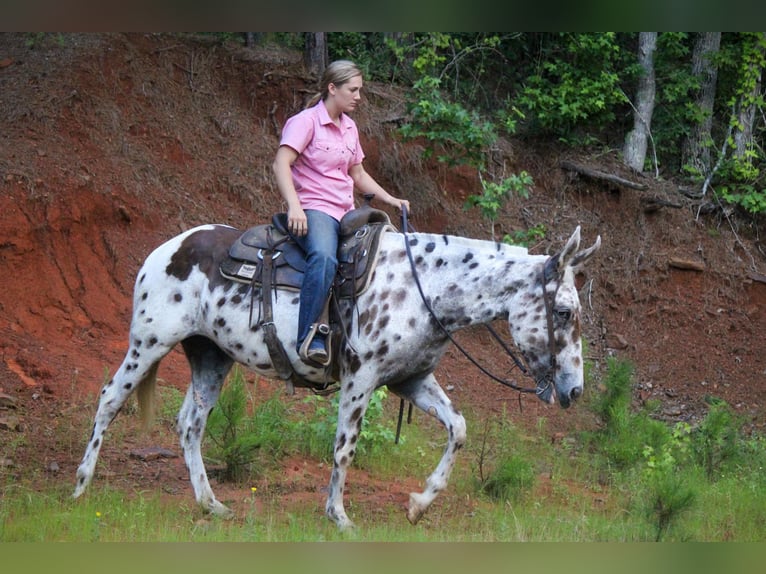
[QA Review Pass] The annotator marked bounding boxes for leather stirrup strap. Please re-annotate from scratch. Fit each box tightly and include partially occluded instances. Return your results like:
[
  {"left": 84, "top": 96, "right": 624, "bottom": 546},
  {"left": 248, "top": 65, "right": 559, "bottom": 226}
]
[{"left": 261, "top": 250, "right": 298, "bottom": 394}]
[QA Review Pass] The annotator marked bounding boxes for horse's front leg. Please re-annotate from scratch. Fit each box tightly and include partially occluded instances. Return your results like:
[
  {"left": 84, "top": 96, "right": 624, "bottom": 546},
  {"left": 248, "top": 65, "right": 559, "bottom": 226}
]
[
  {"left": 391, "top": 373, "right": 467, "bottom": 525},
  {"left": 324, "top": 378, "right": 375, "bottom": 530}
]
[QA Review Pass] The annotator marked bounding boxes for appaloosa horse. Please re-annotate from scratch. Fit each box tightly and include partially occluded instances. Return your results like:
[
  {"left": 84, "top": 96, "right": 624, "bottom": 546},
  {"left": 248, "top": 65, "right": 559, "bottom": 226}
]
[{"left": 73, "top": 222, "right": 600, "bottom": 529}]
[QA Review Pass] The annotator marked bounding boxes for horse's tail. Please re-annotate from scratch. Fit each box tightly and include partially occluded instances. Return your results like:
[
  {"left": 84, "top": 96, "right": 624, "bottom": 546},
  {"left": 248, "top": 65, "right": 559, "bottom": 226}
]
[{"left": 135, "top": 363, "right": 160, "bottom": 433}]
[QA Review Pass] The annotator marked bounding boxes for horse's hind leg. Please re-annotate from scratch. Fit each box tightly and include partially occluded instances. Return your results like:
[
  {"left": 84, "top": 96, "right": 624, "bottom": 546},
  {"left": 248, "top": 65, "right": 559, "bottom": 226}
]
[
  {"left": 177, "top": 335, "right": 234, "bottom": 517},
  {"left": 390, "top": 373, "right": 467, "bottom": 525},
  {"left": 73, "top": 351, "right": 162, "bottom": 498}
]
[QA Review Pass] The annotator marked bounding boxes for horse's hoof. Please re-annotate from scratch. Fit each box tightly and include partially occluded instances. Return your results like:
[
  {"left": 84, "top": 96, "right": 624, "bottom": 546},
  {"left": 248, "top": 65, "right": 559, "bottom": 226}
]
[{"left": 407, "top": 492, "right": 427, "bottom": 525}]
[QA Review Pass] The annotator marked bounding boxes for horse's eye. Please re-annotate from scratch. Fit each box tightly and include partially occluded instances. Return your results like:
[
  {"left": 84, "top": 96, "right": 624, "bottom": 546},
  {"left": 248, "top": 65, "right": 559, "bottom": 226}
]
[{"left": 555, "top": 308, "right": 572, "bottom": 322}]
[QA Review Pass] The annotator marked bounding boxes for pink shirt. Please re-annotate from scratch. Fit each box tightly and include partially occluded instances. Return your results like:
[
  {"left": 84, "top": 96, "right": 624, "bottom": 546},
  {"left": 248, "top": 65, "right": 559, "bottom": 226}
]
[{"left": 279, "top": 100, "right": 365, "bottom": 221}]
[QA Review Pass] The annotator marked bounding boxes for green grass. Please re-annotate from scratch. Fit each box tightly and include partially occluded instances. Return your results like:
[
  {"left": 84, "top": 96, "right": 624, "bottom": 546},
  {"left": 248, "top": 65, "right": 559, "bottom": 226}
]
[{"left": 2, "top": 363, "right": 766, "bottom": 541}]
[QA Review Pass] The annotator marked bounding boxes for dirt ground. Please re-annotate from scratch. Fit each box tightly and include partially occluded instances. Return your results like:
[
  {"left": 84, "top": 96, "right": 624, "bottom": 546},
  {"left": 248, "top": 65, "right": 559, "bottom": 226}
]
[{"left": 1, "top": 33, "right": 765, "bottom": 521}]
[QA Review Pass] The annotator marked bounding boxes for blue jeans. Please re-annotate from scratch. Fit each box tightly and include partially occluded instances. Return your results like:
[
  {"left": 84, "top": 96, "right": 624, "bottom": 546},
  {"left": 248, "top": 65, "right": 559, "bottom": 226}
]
[{"left": 289, "top": 209, "right": 339, "bottom": 349}]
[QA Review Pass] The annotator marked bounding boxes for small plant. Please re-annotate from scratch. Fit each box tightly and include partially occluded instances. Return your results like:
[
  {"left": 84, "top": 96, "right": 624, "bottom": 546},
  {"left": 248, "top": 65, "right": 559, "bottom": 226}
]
[
  {"left": 474, "top": 416, "right": 536, "bottom": 503},
  {"left": 586, "top": 357, "right": 670, "bottom": 468},
  {"left": 294, "top": 387, "right": 402, "bottom": 462},
  {"left": 465, "top": 171, "right": 534, "bottom": 240},
  {"left": 503, "top": 224, "right": 546, "bottom": 248},
  {"left": 205, "top": 370, "right": 290, "bottom": 482},
  {"left": 480, "top": 454, "right": 535, "bottom": 502},
  {"left": 693, "top": 398, "right": 740, "bottom": 480},
  {"left": 642, "top": 423, "right": 697, "bottom": 541}
]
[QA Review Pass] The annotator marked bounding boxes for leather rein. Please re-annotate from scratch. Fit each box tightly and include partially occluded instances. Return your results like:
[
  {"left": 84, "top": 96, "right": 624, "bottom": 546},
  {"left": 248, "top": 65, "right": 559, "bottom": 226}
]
[{"left": 400, "top": 206, "right": 560, "bottom": 399}]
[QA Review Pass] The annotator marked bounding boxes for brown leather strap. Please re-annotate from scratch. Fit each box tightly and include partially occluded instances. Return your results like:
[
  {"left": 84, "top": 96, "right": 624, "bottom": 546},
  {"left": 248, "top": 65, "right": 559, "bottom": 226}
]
[{"left": 261, "top": 250, "right": 298, "bottom": 394}]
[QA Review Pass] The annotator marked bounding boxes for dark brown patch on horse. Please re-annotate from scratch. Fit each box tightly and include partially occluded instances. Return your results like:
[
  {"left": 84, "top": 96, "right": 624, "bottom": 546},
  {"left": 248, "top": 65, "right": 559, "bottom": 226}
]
[{"left": 166, "top": 226, "right": 240, "bottom": 291}]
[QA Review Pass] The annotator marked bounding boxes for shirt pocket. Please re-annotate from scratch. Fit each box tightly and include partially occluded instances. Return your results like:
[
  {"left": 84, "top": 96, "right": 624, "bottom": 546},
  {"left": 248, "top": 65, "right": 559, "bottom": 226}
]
[{"left": 311, "top": 138, "right": 352, "bottom": 172}]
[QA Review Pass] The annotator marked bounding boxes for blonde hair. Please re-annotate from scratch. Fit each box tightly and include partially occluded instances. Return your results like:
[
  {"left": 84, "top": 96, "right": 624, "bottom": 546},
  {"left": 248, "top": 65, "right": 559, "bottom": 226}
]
[{"left": 305, "top": 60, "right": 363, "bottom": 108}]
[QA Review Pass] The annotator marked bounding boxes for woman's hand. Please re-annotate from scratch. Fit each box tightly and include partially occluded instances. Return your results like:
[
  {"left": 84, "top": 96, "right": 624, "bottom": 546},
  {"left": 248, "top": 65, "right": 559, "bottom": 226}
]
[{"left": 287, "top": 205, "right": 308, "bottom": 236}]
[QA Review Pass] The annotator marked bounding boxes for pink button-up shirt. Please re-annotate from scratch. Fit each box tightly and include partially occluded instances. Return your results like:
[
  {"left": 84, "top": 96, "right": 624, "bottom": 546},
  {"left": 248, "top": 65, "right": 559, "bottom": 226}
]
[{"left": 279, "top": 100, "right": 365, "bottom": 222}]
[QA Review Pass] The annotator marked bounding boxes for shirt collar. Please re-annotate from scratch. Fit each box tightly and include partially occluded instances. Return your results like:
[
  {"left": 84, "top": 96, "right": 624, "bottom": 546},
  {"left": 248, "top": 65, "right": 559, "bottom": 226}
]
[{"left": 317, "top": 99, "right": 349, "bottom": 129}]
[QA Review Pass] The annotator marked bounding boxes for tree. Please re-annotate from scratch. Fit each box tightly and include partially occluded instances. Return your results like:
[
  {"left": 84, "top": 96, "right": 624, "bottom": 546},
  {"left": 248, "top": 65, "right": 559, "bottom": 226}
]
[
  {"left": 731, "top": 32, "right": 766, "bottom": 165},
  {"left": 624, "top": 32, "right": 658, "bottom": 173},
  {"left": 304, "top": 33, "right": 327, "bottom": 77},
  {"left": 681, "top": 32, "right": 722, "bottom": 176}
]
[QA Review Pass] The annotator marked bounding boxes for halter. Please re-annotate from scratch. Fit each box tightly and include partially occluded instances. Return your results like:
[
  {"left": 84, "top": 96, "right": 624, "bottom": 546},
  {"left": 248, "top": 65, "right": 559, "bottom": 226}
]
[{"left": 400, "top": 207, "right": 561, "bottom": 399}]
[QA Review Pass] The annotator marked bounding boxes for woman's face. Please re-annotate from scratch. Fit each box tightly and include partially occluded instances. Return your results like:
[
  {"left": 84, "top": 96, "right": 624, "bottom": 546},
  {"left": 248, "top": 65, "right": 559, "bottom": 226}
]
[{"left": 328, "top": 74, "right": 363, "bottom": 114}]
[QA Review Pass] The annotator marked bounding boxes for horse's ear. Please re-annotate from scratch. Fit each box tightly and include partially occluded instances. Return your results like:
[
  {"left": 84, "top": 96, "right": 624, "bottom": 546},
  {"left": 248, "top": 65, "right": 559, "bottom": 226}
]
[
  {"left": 570, "top": 234, "right": 601, "bottom": 271},
  {"left": 556, "top": 226, "right": 582, "bottom": 273}
]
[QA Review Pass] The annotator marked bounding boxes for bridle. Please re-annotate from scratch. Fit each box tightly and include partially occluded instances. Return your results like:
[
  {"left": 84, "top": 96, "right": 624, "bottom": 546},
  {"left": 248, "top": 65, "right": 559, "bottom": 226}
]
[{"left": 400, "top": 206, "right": 561, "bottom": 400}]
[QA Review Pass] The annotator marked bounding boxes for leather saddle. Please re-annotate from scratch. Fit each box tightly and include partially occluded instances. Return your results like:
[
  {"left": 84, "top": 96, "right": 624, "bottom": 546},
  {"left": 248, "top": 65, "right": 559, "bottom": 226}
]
[{"left": 220, "top": 205, "right": 394, "bottom": 299}]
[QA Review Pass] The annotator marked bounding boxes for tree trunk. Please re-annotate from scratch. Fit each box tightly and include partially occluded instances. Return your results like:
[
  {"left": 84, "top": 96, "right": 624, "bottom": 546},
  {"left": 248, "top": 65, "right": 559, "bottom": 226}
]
[
  {"left": 681, "top": 32, "right": 722, "bottom": 175},
  {"left": 733, "top": 32, "right": 766, "bottom": 161},
  {"left": 304, "top": 33, "right": 327, "bottom": 77},
  {"left": 624, "top": 32, "right": 658, "bottom": 173}
]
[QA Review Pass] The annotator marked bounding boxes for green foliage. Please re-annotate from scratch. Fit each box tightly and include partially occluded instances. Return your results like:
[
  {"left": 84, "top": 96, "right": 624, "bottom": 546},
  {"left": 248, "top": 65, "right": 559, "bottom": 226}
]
[
  {"left": 472, "top": 415, "right": 539, "bottom": 504},
  {"left": 480, "top": 454, "right": 535, "bottom": 502},
  {"left": 641, "top": 423, "right": 697, "bottom": 541},
  {"left": 465, "top": 171, "right": 534, "bottom": 239},
  {"left": 692, "top": 398, "right": 741, "bottom": 480},
  {"left": 516, "top": 33, "right": 631, "bottom": 140},
  {"left": 293, "top": 387, "right": 403, "bottom": 462},
  {"left": 399, "top": 75, "right": 497, "bottom": 168},
  {"left": 205, "top": 371, "right": 290, "bottom": 482},
  {"left": 587, "top": 357, "right": 670, "bottom": 469},
  {"left": 502, "top": 224, "right": 546, "bottom": 248}
]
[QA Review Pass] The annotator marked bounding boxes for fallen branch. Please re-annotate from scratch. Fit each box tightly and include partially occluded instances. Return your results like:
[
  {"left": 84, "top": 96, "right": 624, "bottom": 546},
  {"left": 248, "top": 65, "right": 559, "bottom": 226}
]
[
  {"left": 668, "top": 257, "right": 705, "bottom": 272},
  {"left": 560, "top": 160, "right": 648, "bottom": 191}
]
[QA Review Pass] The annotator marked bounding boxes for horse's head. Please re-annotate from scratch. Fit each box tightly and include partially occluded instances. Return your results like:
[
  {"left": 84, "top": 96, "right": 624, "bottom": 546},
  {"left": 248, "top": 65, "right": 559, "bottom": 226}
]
[{"left": 510, "top": 226, "right": 601, "bottom": 408}]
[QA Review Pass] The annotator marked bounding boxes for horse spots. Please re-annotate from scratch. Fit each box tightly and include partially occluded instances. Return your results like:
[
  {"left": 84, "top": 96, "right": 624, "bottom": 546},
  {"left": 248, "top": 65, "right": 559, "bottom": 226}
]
[
  {"left": 408, "top": 317, "right": 416, "bottom": 328},
  {"left": 469, "top": 261, "right": 479, "bottom": 270},
  {"left": 231, "top": 294, "right": 242, "bottom": 305},
  {"left": 462, "top": 252, "right": 474, "bottom": 263},
  {"left": 435, "top": 257, "right": 445, "bottom": 268},
  {"left": 173, "top": 292, "right": 183, "bottom": 302},
  {"left": 216, "top": 318, "right": 226, "bottom": 328},
  {"left": 93, "top": 438, "right": 100, "bottom": 448},
  {"left": 350, "top": 407, "right": 363, "bottom": 423},
  {"left": 425, "top": 242, "right": 436, "bottom": 253},
  {"left": 363, "top": 351, "right": 374, "bottom": 361},
  {"left": 349, "top": 354, "right": 362, "bottom": 373},
  {"left": 141, "top": 292, "right": 149, "bottom": 301},
  {"left": 147, "top": 336, "right": 158, "bottom": 348},
  {"left": 394, "top": 289, "right": 408, "bottom": 303},
  {"left": 217, "top": 297, "right": 226, "bottom": 307},
  {"left": 408, "top": 237, "right": 419, "bottom": 246},
  {"left": 124, "top": 383, "right": 132, "bottom": 390},
  {"left": 378, "top": 315, "right": 390, "bottom": 330},
  {"left": 337, "top": 434, "right": 346, "bottom": 450}
]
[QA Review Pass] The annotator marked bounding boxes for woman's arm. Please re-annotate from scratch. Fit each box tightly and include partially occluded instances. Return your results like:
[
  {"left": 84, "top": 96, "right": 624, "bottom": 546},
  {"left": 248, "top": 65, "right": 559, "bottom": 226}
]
[
  {"left": 272, "top": 145, "right": 308, "bottom": 236},
  {"left": 349, "top": 163, "right": 410, "bottom": 213}
]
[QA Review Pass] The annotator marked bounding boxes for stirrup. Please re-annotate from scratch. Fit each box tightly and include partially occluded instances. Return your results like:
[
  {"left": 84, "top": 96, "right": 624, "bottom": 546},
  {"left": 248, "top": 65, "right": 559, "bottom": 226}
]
[{"left": 299, "top": 323, "right": 332, "bottom": 367}]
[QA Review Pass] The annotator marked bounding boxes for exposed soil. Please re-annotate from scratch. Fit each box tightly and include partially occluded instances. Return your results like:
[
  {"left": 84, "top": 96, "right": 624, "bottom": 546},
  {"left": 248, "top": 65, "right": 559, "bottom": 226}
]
[{"left": 1, "top": 33, "right": 765, "bottom": 524}]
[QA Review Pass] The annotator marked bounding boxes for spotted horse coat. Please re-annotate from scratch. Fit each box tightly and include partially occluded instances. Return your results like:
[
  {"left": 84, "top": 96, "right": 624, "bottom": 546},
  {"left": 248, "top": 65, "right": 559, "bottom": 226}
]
[{"left": 73, "top": 223, "right": 601, "bottom": 529}]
